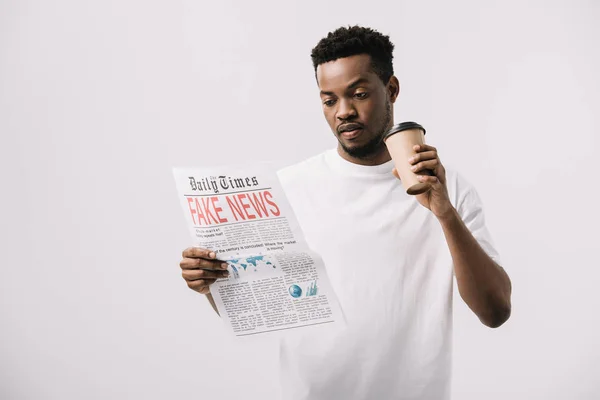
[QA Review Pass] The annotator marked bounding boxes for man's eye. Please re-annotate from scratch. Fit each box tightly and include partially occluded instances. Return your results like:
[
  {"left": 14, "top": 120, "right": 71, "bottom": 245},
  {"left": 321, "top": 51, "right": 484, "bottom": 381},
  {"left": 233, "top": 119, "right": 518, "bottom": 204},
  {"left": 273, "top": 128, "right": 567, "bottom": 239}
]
[
  {"left": 354, "top": 92, "right": 368, "bottom": 99},
  {"left": 324, "top": 99, "right": 336, "bottom": 107}
]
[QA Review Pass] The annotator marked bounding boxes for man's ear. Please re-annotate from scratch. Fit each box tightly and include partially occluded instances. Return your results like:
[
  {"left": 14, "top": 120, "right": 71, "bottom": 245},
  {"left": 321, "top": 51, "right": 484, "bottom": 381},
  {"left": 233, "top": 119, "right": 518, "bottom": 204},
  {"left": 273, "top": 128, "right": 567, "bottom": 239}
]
[{"left": 387, "top": 76, "right": 400, "bottom": 103}]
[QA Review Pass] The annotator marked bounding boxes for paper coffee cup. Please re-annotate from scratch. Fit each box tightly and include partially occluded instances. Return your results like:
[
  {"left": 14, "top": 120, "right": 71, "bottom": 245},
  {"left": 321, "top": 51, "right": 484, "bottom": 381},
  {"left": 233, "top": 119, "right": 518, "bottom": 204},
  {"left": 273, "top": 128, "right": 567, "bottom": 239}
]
[{"left": 383, "top": 122, "right": 433, "bottom": 195}]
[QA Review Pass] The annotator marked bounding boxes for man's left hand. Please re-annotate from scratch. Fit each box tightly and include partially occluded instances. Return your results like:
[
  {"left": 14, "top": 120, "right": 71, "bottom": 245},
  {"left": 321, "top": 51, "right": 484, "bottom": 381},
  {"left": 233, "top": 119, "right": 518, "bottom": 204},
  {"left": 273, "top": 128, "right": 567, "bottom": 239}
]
[{"left": 393, "top": 144, "right": 455, "bottom": 219}]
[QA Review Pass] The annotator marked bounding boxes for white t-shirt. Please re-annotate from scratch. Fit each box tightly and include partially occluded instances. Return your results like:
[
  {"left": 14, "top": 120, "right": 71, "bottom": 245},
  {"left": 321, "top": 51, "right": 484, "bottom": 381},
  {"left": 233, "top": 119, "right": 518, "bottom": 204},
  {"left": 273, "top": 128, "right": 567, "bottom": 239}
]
[{"left": 275, "top": 148, "right": 501, "bottom": 400}]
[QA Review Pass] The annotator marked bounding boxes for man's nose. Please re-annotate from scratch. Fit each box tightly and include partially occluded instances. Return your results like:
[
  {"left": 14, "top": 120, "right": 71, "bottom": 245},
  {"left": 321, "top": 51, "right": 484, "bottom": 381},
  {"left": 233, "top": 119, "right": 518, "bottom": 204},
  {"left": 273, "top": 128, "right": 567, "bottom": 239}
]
[{"left": 336, "top": 99, "right": 357, "bottom": 121}]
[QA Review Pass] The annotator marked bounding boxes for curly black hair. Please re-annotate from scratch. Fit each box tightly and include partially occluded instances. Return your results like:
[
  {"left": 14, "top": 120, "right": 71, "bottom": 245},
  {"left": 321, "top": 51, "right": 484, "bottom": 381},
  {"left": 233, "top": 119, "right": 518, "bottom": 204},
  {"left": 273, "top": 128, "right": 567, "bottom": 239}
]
[{"left": 311, "top": 26, "right": 395, "bottom": 84}]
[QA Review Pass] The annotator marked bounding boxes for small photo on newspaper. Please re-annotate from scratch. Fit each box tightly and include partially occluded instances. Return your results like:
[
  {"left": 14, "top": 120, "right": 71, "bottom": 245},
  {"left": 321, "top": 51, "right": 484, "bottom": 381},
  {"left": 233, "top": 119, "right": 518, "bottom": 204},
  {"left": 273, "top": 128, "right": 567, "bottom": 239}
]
[{"left": 173, "top": 164, "right": 344, "bottom": 337}]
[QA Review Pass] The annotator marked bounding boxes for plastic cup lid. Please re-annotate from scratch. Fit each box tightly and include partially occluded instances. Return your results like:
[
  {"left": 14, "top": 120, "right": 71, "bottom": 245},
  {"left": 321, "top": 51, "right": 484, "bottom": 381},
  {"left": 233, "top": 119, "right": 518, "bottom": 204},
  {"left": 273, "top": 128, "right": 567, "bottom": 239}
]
[{"left": 384, "top": 121, "right": 426, "bottom": 140}]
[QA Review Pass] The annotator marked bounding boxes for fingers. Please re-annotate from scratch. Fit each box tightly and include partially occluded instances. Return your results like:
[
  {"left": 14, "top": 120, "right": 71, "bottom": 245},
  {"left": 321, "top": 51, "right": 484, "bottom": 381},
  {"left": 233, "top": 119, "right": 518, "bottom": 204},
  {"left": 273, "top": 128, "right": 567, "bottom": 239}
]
[
  {"left": 180, "top": 247, "right": 227, "bottom": 271},
  {"left": 413, "top": 144, "right": 437, "bottom": 153},
  {"left": 182, "top": 268, "right": 229, "bottom": 281},
  {"left": 180, "top": 247, "right": 229, "bottom": 295},
  {"left": 182, "top": 247, "right": 216, "bottom": 260},
  {"left": 410, "top": 158, "right": 439, "bottom": 174},
  {"left": 180, "top": 257, "right": 228, "bottom": 271},
  {"left": 408, "top": 145, "right": 446, "bottom": 182},
  {"left": 417, "top": 174, "right": 443, "bottom": 187},
  {"left": 408, "top": 150, "right": 437, "bottom": 165},
  {"left": 182, "top": 267, "right": 229, "bottom": 295},
  {"left": 393, "top": 165, "right": 434, "bottom": 179}
]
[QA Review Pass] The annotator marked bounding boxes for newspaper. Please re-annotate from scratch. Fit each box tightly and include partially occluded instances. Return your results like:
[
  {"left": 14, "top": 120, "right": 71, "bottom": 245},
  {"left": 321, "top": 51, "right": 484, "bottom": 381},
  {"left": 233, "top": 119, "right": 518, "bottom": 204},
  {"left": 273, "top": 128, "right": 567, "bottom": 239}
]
[{"left": 173, "top": 164, "right": 343, "bottom": 337}]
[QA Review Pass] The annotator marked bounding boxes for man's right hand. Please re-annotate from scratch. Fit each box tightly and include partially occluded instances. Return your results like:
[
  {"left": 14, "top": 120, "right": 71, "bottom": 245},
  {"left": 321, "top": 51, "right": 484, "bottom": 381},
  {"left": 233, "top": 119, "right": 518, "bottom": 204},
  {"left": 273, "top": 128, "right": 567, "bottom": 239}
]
[{"left": 180, "top": 247, "right": 229, "bottom": 295}]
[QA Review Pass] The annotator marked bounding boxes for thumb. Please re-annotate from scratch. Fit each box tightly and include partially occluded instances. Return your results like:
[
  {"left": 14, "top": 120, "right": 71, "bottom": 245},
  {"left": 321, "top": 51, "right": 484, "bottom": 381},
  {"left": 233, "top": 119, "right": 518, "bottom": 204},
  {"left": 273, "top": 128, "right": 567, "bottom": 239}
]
[{"left": 392, "top": 167, "right": 400, "bottom": 180}]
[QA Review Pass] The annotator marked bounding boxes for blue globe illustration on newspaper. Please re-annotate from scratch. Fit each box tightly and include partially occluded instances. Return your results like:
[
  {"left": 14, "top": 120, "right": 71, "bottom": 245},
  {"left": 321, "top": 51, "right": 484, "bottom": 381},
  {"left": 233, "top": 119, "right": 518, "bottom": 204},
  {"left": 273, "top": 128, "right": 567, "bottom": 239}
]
[{"left": 288, "top": 284, "right": 302, "bottom": 298}]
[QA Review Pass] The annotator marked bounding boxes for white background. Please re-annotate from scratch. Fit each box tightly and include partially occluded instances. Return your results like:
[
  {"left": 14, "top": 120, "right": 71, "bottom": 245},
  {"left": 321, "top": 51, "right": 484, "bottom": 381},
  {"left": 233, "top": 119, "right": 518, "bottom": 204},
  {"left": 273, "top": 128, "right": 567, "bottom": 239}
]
[{"left": 1, "top": 0, "right": 599, "bottom": 399}]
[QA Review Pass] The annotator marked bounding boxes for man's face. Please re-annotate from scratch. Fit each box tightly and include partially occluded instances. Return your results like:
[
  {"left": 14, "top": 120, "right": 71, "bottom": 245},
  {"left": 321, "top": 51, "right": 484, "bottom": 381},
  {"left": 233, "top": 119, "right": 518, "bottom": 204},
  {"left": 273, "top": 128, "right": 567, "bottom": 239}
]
[{"left": 317, "top": 54, "right": 395, "bottom": 160}]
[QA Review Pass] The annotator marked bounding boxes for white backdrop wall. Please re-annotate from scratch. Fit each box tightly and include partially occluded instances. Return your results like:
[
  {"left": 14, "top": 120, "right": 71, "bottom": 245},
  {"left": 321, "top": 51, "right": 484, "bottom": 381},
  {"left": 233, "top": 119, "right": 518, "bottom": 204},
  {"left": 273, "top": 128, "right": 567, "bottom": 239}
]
[{"left": 1, "top": 0, "right": 598, "bottom": 399}]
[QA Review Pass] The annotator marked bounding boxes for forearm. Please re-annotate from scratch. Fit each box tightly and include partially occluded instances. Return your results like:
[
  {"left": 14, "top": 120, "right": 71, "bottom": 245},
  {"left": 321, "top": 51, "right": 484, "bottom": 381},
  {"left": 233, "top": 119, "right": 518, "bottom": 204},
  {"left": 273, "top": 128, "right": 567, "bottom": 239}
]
[{"left": 438, "top": 208, "right": 512, "bottom": 328}]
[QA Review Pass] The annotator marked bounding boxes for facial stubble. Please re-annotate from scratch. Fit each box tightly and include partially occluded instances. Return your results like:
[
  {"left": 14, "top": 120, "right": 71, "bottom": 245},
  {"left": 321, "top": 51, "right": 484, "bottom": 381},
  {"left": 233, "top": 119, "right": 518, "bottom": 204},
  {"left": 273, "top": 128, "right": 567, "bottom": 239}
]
[{"left": 338, "top": 99, "right": 392, "bottom": 160}]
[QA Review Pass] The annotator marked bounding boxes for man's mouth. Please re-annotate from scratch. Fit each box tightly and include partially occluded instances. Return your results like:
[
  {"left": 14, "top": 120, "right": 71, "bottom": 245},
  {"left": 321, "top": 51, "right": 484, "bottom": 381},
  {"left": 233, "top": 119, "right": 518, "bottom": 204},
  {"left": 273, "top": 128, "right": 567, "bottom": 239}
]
[{"left": 338, "top": 123, "right": 364, "bottom": 139}]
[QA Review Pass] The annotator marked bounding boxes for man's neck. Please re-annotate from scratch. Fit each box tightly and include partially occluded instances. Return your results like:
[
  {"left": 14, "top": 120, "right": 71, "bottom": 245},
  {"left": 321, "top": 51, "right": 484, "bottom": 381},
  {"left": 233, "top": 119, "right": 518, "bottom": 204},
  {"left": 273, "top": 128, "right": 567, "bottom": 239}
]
[{"left": 336, "top": 145, "right": 392, "bottom": 166}]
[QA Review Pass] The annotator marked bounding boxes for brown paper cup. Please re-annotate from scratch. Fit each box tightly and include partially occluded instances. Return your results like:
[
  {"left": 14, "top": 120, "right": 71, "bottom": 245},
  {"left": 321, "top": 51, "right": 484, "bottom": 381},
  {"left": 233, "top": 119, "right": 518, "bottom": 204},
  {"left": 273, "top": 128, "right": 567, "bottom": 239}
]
[{"left": 383, "top": 122, "right": 433, "bottom": 195}]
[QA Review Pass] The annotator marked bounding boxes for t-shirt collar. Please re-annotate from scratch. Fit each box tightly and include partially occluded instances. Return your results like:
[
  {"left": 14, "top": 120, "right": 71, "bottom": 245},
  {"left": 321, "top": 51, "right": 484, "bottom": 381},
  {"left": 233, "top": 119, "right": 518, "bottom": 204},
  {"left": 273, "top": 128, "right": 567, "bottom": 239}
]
[{"left": 325, "top": 148, "right": 395, "bottom": 177}]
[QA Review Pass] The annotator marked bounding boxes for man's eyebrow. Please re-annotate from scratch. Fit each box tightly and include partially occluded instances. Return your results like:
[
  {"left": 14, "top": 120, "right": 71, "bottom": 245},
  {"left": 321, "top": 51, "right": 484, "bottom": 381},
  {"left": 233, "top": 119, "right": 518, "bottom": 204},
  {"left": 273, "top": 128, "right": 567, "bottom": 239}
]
[
  {"left": 320, "top": 77, "right": 370, "bottom": 96},
  {"left": 347, "top": 77, "right": 370, "bottom": 89}
]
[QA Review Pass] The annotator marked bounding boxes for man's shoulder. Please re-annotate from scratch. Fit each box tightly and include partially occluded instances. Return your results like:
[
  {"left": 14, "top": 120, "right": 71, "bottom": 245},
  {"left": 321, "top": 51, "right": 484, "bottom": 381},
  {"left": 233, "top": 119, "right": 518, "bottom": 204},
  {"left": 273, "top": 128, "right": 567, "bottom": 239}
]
[
  {"left": 276, "top": 149, "right": 332, "bottom": 186},
  {"left": 442, "top": 165, "right": 483, "bottom": 210}
]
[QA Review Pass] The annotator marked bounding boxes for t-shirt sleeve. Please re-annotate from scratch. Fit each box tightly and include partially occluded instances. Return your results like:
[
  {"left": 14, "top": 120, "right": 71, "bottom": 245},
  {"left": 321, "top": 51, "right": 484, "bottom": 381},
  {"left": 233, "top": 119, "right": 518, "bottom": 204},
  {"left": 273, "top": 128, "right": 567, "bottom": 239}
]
[{"left": 452, "top": 172, "right": 503, "bottom": 266}]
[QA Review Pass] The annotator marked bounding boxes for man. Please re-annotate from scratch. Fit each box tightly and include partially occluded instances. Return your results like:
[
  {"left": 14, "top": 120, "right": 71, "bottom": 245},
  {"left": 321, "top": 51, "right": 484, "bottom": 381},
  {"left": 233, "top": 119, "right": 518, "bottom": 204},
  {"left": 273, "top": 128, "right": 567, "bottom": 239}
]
[{"left": 179, "top": 26, "right": 512, "bottom": 399}]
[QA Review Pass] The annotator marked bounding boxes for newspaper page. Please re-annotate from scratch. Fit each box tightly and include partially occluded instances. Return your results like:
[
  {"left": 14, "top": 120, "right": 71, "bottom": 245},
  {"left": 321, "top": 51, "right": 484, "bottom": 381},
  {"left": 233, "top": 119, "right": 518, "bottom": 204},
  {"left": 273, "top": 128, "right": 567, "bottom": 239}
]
[{"left": 173, "top": 164, "right": 343, "bottom": 337}]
